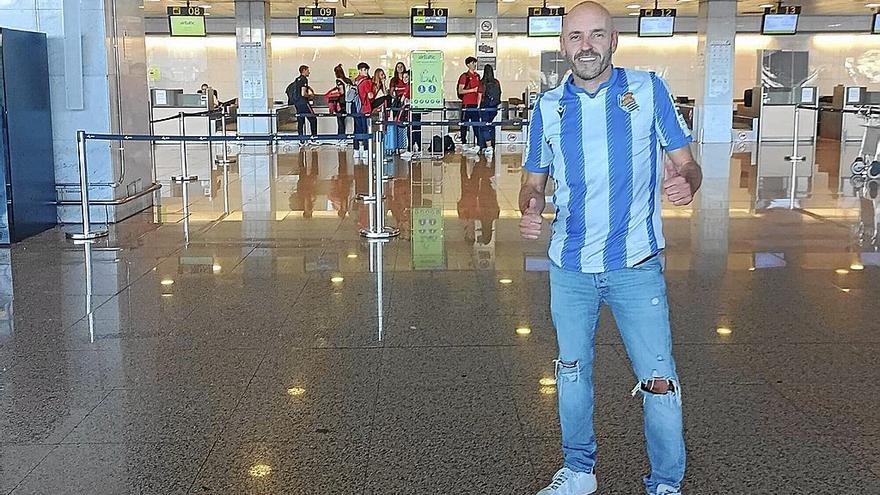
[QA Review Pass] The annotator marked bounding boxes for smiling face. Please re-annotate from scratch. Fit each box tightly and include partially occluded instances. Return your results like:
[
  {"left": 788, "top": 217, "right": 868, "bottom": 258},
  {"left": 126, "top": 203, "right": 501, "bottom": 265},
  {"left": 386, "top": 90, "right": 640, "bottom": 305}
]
[{"left": 560, "top": 2, "right": 618, "bottom": 83}]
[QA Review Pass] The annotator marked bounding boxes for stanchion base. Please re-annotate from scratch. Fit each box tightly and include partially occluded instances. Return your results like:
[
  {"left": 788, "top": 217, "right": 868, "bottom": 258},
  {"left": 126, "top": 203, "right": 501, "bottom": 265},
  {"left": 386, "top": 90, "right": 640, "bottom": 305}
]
[
  {"left": 357, "top": 194, "right": 377, "bottom": 204},
  {"left": 215, "top": 159, "right": 233, "bottom": 165},
  {"left": 171, "top": 175, "right": 199, "bottom": 182},
  {"left": 359, "top": 227, "right": 400, "bottom": 239},
  {"left": 66, "top": 230, "right": 109, "bottom": 241},
  {"left": 785, "top": 156, "right": 806, "bottom": 162}
]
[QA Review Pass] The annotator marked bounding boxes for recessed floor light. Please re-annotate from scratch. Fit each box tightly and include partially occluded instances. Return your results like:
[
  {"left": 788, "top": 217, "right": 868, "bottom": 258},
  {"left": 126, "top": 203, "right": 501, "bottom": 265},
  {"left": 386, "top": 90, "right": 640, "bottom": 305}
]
[
  {"left": 850, "top": 263, "right": 864, "bottom": 271},
  {"left": 516, "top": 327, "right": 532, "bottom": 336},
  {"left": 331, "top": 276, "right": 344, "bottom": 283},
  {"left": 161, "top": 279, "right": 174, "bottom": 286},
  {"left": 249, "top": 464, "right": 272, "bottom": 478},
  {"left": 540, "top": 386, "right": 557, "bottom": 395},
  {"left": 835, "top": 269, "right": 850, "bottom": 275},
  {"left": 716, "top": 327, "right": 732, "bottom": 336},
  {"left": 539, "top": 378, "right": 557, "bottom": 386},
  {"left": 499, "top": 278, "right": 513, "bottom": 284},
  {"left": 287, "top": 387, "right": 306, "bottom": 396},
  {"left": 347, "top": 253, "right": 358, "bottom": 259}
]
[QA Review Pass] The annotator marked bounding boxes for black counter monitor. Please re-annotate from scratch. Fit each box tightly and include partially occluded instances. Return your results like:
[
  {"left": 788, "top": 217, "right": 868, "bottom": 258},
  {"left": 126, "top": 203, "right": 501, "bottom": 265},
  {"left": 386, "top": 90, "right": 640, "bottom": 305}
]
[
  {"left": 762, "top": 5, "right": 800, "bottom": 35},
  {"left": 638, "top": 8, "right": 676, "bottom": 38},
  {"left": 167, "top": 6, "right": 206, "bottom": 37},
  {"left": 528, "top": 6, "right": 565, "bottom": 37},
  {"left": 298, "top": 7, "right": 336, "bottom": 36},
  {"left": 412, "top": 8, "right": 448, "bottom": 37}
]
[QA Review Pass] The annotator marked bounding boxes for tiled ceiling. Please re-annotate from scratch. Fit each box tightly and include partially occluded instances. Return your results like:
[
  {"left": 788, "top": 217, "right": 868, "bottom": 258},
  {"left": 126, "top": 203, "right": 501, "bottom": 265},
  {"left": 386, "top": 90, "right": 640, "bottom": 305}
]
[{"left": 143, "top": 1, "right": 880, "bottom": 18}]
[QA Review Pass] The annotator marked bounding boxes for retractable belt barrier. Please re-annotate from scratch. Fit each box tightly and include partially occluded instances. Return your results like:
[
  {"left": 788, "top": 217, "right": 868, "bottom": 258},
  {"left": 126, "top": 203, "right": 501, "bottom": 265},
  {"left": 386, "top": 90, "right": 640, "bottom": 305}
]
[{"left": 69, "top": 110, "right": 530, "bottom": 243}]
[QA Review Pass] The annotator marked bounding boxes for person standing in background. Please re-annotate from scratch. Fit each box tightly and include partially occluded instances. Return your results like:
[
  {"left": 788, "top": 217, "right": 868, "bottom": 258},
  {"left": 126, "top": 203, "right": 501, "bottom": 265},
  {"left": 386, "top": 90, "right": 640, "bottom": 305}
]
[
  {"left": 325, "top": 78, "right": 349, "bottom": 147},
  {"left": 286, "top": 65, "right": 317, "bottom": 145},
  {"left": 457, "top": 56, "right": 482, "bottom": 153},
  {"left": 478, "top": 65, "right": 502, "bottom": 157},
  {"left": 371, "top": 68, "right": 389, "bottom": 112},
  {"left": 353, "top": 62, "right": 374, "bottom": 161}
]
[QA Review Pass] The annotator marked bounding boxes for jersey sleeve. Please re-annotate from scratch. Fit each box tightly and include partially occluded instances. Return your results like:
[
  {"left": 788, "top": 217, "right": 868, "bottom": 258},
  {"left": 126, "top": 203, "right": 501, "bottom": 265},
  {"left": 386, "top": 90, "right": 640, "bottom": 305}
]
[
  {"left": 523, "top": 96, "right": 552, "bottom": 174},
  {"left": 650, "top": 74, "right": 693, "bottom": 151}
]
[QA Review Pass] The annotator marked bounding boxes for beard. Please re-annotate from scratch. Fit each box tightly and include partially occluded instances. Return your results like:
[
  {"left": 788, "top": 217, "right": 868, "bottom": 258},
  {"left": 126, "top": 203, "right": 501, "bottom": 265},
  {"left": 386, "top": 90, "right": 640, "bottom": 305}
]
[{"left": 567, "top": 48, "right": 613, "bottom": 81}]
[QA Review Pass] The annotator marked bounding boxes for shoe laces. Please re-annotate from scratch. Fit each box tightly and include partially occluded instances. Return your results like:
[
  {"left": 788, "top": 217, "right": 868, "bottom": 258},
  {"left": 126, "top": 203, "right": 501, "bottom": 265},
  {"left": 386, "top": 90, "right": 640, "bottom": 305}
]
[{"left": 549, "top": 468, "right": 573, "bottom": 489}]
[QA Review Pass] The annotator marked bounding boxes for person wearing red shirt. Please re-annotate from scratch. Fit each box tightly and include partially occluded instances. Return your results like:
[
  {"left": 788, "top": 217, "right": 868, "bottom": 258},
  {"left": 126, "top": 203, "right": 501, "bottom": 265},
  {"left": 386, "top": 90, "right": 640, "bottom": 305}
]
[
  {"left": 457, "top": 56, "right": 483, "bottom": 151},
  {"left": 353, "top": 62, "right": 375, "bottom": 160}
]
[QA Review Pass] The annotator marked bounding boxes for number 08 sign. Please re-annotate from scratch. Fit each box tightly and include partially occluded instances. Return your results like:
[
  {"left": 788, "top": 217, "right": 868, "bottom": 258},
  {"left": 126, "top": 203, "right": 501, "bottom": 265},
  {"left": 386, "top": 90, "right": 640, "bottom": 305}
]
[{"left": 410, "top": 50, "right": 444, "bottom": 110}]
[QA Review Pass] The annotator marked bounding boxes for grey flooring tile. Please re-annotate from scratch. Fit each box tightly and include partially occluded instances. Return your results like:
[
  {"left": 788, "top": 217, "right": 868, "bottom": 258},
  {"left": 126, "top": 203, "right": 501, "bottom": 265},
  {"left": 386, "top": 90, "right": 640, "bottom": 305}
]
[
  {"left": 380, "top": 346, "right": 512, "bottom": 385},
  {"left": 189, "top": 435, "right": 369, "bottom": 495},
  {"left": 373, "top": 381, "right": 520, "bottom": 437},
  {"left": 0, "top": 444, "right": 55, "bottom": 494},
  {"left": 512, "top": 386, "right": 644, "bottom": 440},
  {"left": 10, "top": 442, "right": 209, "bottom": 495},
  {"left": 0, "top": 388, "right": 109, "bottom": 444},
  {"left": 62, "top": 386, "right": 241, "bottom": 443},
  {"left": 685, "top": 433, "right": 880, "bottom": 493},
  {"left": 363, "top": 432, "right": 537, "bottom": 495},
  {"left": 774, "top": 383, "right": 880, "bottom": 437}
]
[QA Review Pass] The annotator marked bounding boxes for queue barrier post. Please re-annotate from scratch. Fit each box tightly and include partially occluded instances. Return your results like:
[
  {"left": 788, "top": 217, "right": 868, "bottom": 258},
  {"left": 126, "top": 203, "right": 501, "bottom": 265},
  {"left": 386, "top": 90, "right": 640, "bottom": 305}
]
[
  {"left": 66, "top": 130, "right": 109, "bottom": 241},
  {"left": 171, "top": 111, "right": 198, "bottom": 183},
  {"left": 785, "top": 106, "right": 807, "bottom": 210},
  {"left": 360, "top": 116, "right": 399, "bottom": 240}
]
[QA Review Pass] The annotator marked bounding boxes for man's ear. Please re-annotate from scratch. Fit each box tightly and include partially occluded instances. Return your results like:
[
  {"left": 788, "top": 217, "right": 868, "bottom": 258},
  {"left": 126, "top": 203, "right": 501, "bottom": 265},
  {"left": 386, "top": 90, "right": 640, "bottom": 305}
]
[{"left": 611, "top": 31, "right": 619, "bottom": 54}]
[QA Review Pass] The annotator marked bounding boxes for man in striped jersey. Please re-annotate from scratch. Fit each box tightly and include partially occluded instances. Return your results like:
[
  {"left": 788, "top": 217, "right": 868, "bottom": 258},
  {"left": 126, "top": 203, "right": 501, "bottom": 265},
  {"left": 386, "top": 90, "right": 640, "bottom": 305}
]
[{"left": 520, "top": 3, "right": 702, "bottom": 495}]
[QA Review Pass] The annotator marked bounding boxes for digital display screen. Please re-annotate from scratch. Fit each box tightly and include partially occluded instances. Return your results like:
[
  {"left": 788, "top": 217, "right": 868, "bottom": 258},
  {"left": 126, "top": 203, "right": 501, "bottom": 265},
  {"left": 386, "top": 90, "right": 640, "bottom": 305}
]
[
  {"left": 412, "top": 8, "right": 448, "bottom": 37},
  {"left": 639, "top": 16, "right": 675, "bottom": 37},
  {"left": 168, "top": 15, "right": 206, "bottom": 37},
  {"left": 873, "top": 13, "right": 880, "bottom": 34},
  {"left": 762, "top": 14, "right": 799, "bottom": 34},
  {"left": 528, "top": 16, "right": 563, "bottom": 37},
  {"left": 298, "top": 7, "right": 336, "bottom": 36},
  {"left": 638, "top": 8, "right": 676, "bottom": 38}
]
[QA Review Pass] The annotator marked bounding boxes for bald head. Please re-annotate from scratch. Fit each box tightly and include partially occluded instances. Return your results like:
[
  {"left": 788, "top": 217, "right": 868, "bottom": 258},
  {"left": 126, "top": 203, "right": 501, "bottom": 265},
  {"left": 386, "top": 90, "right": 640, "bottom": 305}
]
[{"left": 559, "top": 1, "right": 618, "bottom": 90}]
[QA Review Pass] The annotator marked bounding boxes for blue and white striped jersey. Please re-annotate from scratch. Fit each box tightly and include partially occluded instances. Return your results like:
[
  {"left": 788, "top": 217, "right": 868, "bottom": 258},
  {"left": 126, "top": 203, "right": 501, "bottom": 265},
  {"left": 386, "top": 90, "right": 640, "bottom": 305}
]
[{"left": 524, "top": 67, "right": 692, "bottom": 273}]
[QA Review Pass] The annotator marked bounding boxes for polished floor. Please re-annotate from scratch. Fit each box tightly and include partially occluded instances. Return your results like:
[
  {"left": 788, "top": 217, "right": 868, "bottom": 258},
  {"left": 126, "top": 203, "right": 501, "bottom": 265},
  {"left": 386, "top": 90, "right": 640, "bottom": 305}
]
[{"left": 1, "top": 137, "right": 880, "bottom": 494}]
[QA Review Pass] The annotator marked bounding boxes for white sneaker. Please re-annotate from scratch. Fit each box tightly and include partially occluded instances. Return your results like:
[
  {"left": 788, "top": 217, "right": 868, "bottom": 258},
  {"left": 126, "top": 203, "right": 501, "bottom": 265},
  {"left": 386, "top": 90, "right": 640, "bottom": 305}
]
[
  {"left": 652, "top": 485, "right": 681, "bottom": 495},
  {"left": 536, "top": 468, "right": 597, "bottom": 495},
  {"left": 412, "top": 144, "right": 420, "bottom": 153},
  {"left": 463, "top": 145, "right": 480, "bottom": 155},
  {"left": 484, "top": 147, "right": 494, "bottom": 156},
  {"left": 401, "top": 151, "right": 414, "bottom": 161}
]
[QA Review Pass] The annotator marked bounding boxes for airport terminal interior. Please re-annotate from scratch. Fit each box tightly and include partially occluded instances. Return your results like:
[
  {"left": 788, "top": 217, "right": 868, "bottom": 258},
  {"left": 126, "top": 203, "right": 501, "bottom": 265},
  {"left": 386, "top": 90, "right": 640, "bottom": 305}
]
[{"left": 2, "top": 0, "right": 880, "bottom": 493}]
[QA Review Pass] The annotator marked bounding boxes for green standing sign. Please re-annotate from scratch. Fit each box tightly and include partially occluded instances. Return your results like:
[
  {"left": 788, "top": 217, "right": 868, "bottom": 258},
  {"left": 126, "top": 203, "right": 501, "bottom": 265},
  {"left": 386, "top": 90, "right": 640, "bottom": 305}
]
[{"left": 410, "top": 50, "right": 444, "bottom": 110}]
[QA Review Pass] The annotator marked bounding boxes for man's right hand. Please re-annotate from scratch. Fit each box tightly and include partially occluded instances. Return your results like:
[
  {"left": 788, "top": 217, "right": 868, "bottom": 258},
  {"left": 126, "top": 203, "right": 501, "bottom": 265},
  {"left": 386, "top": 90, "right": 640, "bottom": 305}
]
[{"left": 520, "top": 197, "right": 544, "bottom": 240}]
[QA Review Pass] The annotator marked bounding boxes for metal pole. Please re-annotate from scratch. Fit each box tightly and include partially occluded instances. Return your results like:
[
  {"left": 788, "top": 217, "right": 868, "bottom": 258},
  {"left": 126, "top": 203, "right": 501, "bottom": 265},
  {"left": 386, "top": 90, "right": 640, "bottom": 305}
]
[
  {"left": 83, "top": 240, "right": 95, "bottom": 343},
  {"left": 359, "top": 118, "right": 400, "bottom": 239},
  {"left": 216, "top": 107, "right": 232, "bottom": 165},
  {"left": 785, "top": 106, "right": 807, "bottom": 210},
  {"left": 66, "top": 131, "right": 108, "bottom": 241},
  {"left": 172, "top": 112, "right": 197, "bottom": 182}
]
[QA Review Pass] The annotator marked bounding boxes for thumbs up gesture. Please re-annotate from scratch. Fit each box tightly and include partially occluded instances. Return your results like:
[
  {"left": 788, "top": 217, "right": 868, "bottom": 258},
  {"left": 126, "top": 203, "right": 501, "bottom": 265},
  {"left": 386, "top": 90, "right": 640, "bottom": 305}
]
[
  {"left": 520, "top": 197, "right": 545, "bottom": 240},
  {"left": 663, "top": 160, "right": 694, "bottom": 206}
]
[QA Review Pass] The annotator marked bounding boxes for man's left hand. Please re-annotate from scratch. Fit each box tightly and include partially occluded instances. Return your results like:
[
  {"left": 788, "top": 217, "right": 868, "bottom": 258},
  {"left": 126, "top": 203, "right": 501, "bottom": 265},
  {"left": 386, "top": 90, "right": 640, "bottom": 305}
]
[{"left": 663, "top": 160, "right": 694, "bottom": 206}]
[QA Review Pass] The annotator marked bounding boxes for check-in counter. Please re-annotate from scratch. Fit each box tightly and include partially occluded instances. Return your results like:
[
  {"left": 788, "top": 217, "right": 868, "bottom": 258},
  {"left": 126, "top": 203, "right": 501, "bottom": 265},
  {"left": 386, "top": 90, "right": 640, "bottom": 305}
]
[
  {"left": 150, "top": 88, "right": 217, "bottom": 141},
  {"left": 818, "top": 85, "right": 880, "bottom": 142},
  {"left": 755, "top": 86, "right": 818, "bottom": 143}
]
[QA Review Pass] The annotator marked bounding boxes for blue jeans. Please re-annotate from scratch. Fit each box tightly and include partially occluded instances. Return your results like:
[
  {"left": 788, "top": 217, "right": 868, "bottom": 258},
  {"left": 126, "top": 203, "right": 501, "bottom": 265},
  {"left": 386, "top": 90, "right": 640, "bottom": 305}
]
[
  {"left": 477, "top": 108, "right": 497, "bottom": 149},
  {"left": 353, "top": 115, "right": 368, "bottom": 151},
  {"left": 549, "top": 255, "right": 685, "bottom": 494}
]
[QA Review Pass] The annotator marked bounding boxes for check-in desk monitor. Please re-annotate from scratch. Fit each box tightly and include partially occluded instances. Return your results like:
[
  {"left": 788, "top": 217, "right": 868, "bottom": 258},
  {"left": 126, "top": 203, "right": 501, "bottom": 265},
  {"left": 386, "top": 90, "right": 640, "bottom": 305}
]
[
  {"left": 757, "top": 86, "right": 818, "bottom": 142},
  {"left": 150, "top": 89, "right": 214, "bottom": 140}
]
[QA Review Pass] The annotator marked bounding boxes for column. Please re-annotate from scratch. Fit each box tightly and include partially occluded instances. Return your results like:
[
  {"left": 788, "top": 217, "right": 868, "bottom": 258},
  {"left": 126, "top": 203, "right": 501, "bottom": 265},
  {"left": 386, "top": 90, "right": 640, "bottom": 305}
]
[
  {"left": 691, "top": 143, "right": 731, "bottom": 277},
  {"left": 694, "top": 0, "right": 736, "bottom": 144},
  {"left": 475, "top": 0, "right": 498, "bottom": 71},
  {"left": 0, "top": 0, "right": 152, "bottom": 224},
  {"left": 235, "top": 0, "right": 272, "bottom": 135}
]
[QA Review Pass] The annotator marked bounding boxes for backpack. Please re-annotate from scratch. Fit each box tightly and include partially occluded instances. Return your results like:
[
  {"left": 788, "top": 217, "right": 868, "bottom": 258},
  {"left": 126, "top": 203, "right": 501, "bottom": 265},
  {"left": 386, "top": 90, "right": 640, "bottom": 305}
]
[
  {"left": 483, "top": 80, "right": 501, "bottom": 108},
  {"left": 345, "top": 79, "right": 363, "bottom": 113}
]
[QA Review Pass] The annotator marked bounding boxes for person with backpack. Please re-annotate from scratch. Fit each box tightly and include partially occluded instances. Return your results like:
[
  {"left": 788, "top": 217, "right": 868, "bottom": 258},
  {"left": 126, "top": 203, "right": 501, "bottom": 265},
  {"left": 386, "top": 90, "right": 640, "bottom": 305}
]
[
  {"left": 478, "top": 64, "right": 502, "bottom": 156},
  {"left": 352, "top": 62, "right": 375, "bottom": 160},
  {"left": 457, "top": 56, "right": 483, "bottom": 153},
  {"left": 286, "top": 65, "right": 317, "bottom": 145}
]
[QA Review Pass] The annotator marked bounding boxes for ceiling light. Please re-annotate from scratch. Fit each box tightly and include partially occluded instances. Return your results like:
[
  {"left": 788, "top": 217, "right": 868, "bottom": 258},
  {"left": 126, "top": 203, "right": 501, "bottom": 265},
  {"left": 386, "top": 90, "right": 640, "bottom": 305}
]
[
  {"left": 627, "top": 4, "right": 641, "bottom": 8},
  {"left": 326, "top": 0, "right": 338, "bottom": 3},
  {"left": 499, "top": 278, "right": 513, "bottom": 284},
  {"left": 835, "top": 269, "right": 849, "bottom": 275},
  {"left": 867, "top": 4, "right": 880, "bottom": 9},
  {"left": 366, "top": 30, "right": 378, "bottom": 34},
  {"left": 628, "top": 12, "right": 640, "bottom": 16},
  {"left": 539, "top": 378, "right": 557, "bottom": 386},
  {"left": 160, "top": 279, "right": 174, "bottom": 286},
  {"left": 198, "top": 4, "right": 211, "bottom": 8},
  {"left": 760, "top": 4, "right": 774, "bottom": 8},
  {"left": 502, "top": 0, "right": 516, "bottom": 3},
  {"left": 212, "top": 264, "right": 222, "bottom": 273},
  {"left": 748, "top": 267, "right": 756, "bottom": 272},
  {"left": 716, "top": 327, "right": 732, "bottom": 336},
  {"left": 343, "top": 12, "right": 354, "bottom": 16},
  {"left": 249, "top": 464, "right": 272, "bottom": 478},
  {"left": 839, "top": 288, "right": 852, "bottom": 293},
  {"left": 850, "top": 263, "right": 864, "bottom": 271},
  {"left": 331, "top": 276, "right": 344, "bottom": 283},
  {"left": 515, "top": 327, "right": 531, "bottom": 336}
]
